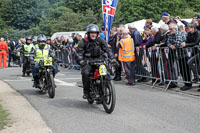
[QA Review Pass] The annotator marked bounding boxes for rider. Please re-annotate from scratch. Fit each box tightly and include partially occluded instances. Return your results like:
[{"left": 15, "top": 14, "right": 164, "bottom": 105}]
[
  {"left": 21, "top": 36, "right": 34, "bottom": 76},
  {"left": 32, "top": 34, "right": 57, "bottom": 88},
  {"left": 46, "top": 36, "right": 51, "bottom": 45},
  {"left": 76, "top": 24, "right": 113, "bottom": 99}
]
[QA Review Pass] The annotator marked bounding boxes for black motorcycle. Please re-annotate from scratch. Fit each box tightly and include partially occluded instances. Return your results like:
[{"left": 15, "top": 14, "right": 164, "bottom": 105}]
[
  {"left": 22, "top": 52, "right": 34, "bottom": 76},
  {"left": 86, "top": 59, "right": 116, "bottom": 114},
  {"left": 35, "top": 57, "right": 56, "bottom": 98},
  {"left": 13, "top": 49, "right": 22, "bottom": 67}
]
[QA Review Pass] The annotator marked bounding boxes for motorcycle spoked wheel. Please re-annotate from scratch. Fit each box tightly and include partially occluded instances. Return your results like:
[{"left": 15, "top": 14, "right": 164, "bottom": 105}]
[
  {"left": 48, "top": 74, "right": 55, "bottom": 98},
  {"left": 38, "top": 77, "right": 47, "bottom": 94},
  {"left": 102, "top": 80, "right": 116, "bottom": 114}
]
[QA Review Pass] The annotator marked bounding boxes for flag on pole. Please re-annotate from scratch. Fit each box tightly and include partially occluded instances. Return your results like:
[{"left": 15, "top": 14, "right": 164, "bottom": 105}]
[{"left": 102, "top": 0, "right": 118, "bottom": 43}]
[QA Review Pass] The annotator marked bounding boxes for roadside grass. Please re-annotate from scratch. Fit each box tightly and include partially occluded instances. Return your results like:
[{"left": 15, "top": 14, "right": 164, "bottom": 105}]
[{"left": 0, "top": 104, "right": 9, "bottom": 130}]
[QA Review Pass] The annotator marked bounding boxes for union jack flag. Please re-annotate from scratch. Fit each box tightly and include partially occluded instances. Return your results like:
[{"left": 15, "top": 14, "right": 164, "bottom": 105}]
[{"left": 102, "top": 0, "right": 118, "bottom": 43}]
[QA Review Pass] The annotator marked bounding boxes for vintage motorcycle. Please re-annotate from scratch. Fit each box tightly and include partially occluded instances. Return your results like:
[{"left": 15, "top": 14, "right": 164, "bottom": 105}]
[
  {"left": 86, "top": 59, "right": 116, "bottom": 114},
  {"left": 34, "top": 57, "right": 56, "bottom": 98}
]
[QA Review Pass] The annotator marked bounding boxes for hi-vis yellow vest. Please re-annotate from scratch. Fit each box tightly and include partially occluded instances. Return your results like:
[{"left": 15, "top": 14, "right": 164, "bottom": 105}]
[
  {"left": 34, "top": 44, "right": 50, "bottom": 63},
  {"left": 24, "top": 44, "right": 34, "bottom": 56},
  {"left": 118, "top": 38, "right": 135, "bottom": 62}
]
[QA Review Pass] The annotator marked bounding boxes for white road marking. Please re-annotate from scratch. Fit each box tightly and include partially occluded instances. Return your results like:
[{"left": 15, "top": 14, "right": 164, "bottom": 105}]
[
  {"left": 0, "top": 68, "right": 19, "bottom": 70},
  {"left": 3, "top": 79, "right": 31, "bottom": 82},
  {"left": 57, "top": 73, "right": 65, "bottom": 76},
  {"left": 54, "top": 78, "right": 76, "bottom": 86},
  {"left": 3, "top": 78, "right": 77, "bottom": 87},
  {"left": 59, "top": 78, "right": 81, "bottom": 80}
]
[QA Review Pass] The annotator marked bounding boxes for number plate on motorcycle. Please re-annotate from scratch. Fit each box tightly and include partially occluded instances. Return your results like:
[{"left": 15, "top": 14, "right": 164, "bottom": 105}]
[
  {"left": 17, "top": 52, "right": 20, "bottom": 56},
  {"left": 99, "top": 65, "right": 107, "bottom": 76},
  {"left": 44, "top": 57, "right": 52, "bottom": 66}
]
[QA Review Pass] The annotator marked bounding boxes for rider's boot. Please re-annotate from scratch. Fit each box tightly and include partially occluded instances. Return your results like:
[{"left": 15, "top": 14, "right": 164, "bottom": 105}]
[
  {"left": 83, "top": 93, "right": 89, "bottom": 99},
  {"left": 33, "top": 76, "right": 41, "bottom": 89},
  {"left": 82, "top": 89, "right": 89, "bottom": 99},
  {"left": 22, "top": 71, "right": 25, "bottom": 77}
]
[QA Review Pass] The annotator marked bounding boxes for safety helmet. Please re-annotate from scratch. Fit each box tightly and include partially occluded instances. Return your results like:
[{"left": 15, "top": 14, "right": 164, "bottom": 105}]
[
  {"left": 26, "top": 35, "right": 32, "bottom": 41},
  {"left": 86, "top": 24, "right": 100, "bottom": 33},
  {"left": 37, "top": 34, "right": 47, "bottom": 42},
  {"left": 47, "top": 36, "right": 51, "bottom": 40}
]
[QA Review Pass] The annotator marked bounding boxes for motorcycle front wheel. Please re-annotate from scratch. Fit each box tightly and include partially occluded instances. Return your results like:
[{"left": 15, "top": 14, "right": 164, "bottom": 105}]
[
  {"left": 102, "top": 80, "right": 116, "bottom": 114},
  {"left": 48, "top": 74, "right": 55, "bottom": 98}
]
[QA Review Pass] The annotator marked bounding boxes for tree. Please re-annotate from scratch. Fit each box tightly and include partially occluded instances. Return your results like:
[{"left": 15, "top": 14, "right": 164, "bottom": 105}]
[{"left": 0, "top": 0, "right": 40, "bottom": 30}]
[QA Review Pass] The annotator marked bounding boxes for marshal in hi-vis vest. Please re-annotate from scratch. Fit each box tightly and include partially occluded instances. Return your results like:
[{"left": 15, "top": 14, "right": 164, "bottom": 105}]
[
  {"left": 24, "top": 44, "right": 34, "bottom": 56},
  {"left": 34, "top": 44, "right": 50, "bottom": 63},
  {"left": 118, "top": 38, "right": 135, "bottom": 62}
]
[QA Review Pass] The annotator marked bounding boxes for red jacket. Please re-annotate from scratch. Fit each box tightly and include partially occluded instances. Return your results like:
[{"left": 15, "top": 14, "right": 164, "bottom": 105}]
[{"left": 0, "top": 41, "right": 9, "bottom": 54}]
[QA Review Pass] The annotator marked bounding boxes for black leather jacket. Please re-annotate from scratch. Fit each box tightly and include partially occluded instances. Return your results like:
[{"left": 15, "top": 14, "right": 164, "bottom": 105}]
[{"left": 76, "top": 37, "right": 113, "bottom": 64}]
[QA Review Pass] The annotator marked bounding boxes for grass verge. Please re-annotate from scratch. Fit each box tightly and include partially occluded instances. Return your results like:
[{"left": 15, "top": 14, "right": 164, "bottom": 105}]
[{"left": 0, "top": 104, "right": 9, "bottom": 130}]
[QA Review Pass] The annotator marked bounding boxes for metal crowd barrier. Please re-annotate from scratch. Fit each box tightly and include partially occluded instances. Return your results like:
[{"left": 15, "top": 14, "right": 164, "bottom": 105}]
[
  {"left": 55, "top": 46, "right": 80, "bottom": 70},
  {"left": 135, "top": 46, "right": 200, "bottom": 90}
]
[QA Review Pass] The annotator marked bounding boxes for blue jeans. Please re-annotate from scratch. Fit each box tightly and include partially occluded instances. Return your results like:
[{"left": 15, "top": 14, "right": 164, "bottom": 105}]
[{"left": 32, "top": 63, "right": 56, "bottom": 77}]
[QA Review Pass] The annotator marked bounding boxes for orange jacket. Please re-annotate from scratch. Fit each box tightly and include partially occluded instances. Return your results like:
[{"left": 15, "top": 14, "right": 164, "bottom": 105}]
[
  {"left": 118, "top": 37, "right": 135, "bottom": 62},
  {"left": 0, "top": 41, "right": 9, "bottom": 54}
]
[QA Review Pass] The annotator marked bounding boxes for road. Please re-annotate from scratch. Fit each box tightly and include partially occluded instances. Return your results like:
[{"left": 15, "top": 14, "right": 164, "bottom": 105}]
[{"left": 0, "top": 67, "right": 200, "bottom": 133}]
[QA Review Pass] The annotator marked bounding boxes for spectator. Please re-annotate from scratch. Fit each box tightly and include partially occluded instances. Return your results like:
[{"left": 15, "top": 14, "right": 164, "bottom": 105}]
[
  {"left": 74, "top": 34, "right": 82, "bottom": 48},
  {"left": 114, "top": 26, "right": 125, "bottom": 81},
  {"left": 108, "top": 27, "right": 120, "bottom": 80},
  {"left": 109, "top": 27, "right": 118, "bottom": 56},
  {"left": 183, "top": 23, "right": 200, "bottom": 85},
  {"left": 160, "top": 12, "right": 174, "bottom": 25},
  {"left": 144, "top": 19, "right": 153, "bottom": 30},
  {"left": 128, "top": 24, "right": 142, "bottom": 47},
  {"left": 146, "top": 26, "right": 162, "bottom": 84},
  {"left": 167, "top": 23, "right": 189, "bottom": 90},
  {"left": 176, "top": 16, "right": 188, "bottom": 27},
  {"left": 137, "top": 29, "right": 153, "bottom": 82},
  {"left": 197, "top": 19, "right": 200, "bottom": 31},
  {"left": 0, "top": 38, "right": 9, "bottom": 68},
  {"left": 50, "top": 39, "right": 59, "bottom": 51},
  {"left": 179, "top": 25, "right": 187, "bottom": 40},
  {"left": 160, "top": 24, "right": 169, "bottom": 46},
  {"left": 159, "top": 24, "right": 171, "bottom": 83},
  {"left": 118, "top": 29, "right": 136, "bottom": 86},
  {"left": 99, "top": 27, "right": 106, "bottom": 40}
]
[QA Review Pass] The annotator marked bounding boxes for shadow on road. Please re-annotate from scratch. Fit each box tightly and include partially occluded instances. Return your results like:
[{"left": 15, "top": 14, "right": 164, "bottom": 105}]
[
  {"left": 48, "top": 98, "right": 105, "bottom": 114},
  {"left": 17, "top": 88, "right": 52, "bottom": 99}
]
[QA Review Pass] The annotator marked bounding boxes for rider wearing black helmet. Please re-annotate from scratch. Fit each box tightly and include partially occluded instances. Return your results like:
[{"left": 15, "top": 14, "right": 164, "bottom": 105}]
[
  {"left": 21, "top": 35, "right": 34, "bottom": 76},
  {"left": 76, "top": 24, "right": 113, "bottom": 99},
  {"left": 46, "top": 36, "right": 51, "bottom": 45}
]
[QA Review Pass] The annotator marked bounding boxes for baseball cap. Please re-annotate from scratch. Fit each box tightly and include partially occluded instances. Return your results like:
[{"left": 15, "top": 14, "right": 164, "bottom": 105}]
[{"left": 160, "top": 12, "right": 170, "bottom": 17}]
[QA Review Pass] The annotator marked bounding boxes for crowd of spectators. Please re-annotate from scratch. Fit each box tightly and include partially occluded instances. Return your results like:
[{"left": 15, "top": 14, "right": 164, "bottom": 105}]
[
  {"left": 108, "top": 12, "right": 200, "bottom": 91},
  {"left": 3, "top": 12, "right": 200, "bottom": 92}
]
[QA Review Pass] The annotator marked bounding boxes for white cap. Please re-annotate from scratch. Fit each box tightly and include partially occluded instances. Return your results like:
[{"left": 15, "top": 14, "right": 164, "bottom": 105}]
[
  {"left": 128, "top": 24, "right": 135, "bottom": 29},
  {"left": 160, "top": 24, "right": 169, "bottom": 31},
  {"left": 122, "top": 29, "right": 129, "bottom": 35},
  {"left": 151, "top": 26, "right": 159, "bottom": 32},
  {"left": 1, "top": 38, "right": 4, "bottom": 41},
  {"left": 68, "top": 38, "right": 74, "bottom": 43}
]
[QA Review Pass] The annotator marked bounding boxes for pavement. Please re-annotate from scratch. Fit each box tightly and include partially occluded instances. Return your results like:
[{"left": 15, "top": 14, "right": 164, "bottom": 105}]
[
  {"left": 0, "top": 80, "right": 52, "bottom": 133},
  {"left": 0, "top": 67, "right": 200, "bottom": 133}
]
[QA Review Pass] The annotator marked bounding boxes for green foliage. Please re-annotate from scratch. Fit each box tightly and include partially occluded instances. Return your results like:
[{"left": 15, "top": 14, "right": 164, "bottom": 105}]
[
  {"left": 0, "top": 104, "right": 9, "bottom": 130},
  {"left": 0, "top": 0, "right": 199, "bottom": 40}
]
